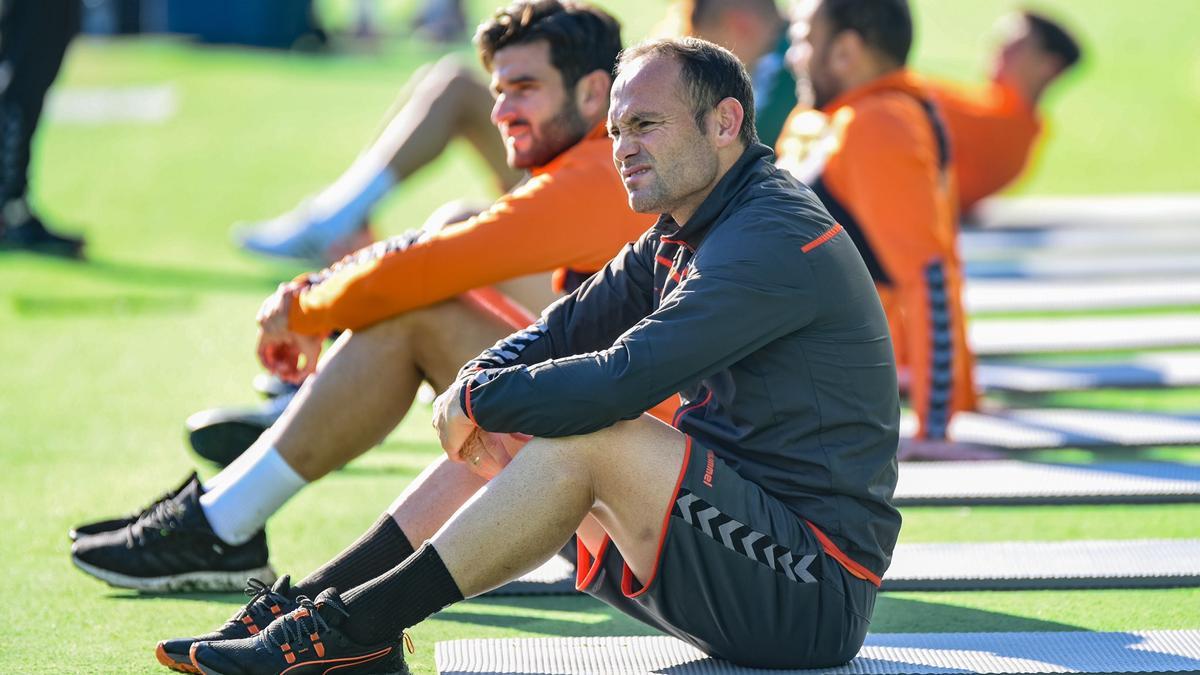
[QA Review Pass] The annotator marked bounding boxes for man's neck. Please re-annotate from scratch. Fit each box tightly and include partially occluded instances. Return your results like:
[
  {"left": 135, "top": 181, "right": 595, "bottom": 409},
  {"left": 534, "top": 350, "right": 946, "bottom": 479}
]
[
  {"left": 841, "top": 61, "right": 903, "bottom": 97},
  {"left": 669, "top": 144, "right": 747, "bottom": 226}
]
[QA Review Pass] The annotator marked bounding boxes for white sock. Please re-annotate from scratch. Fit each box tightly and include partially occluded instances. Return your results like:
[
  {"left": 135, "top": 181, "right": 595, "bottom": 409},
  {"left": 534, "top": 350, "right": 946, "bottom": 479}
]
[{"left": 199, "top": 442, "right": 308, "bottom": 546}]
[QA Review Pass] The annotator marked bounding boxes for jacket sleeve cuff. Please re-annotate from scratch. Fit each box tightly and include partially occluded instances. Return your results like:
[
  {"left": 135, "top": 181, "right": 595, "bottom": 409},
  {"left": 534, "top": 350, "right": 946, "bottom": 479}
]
[
  {"left": 286, "top": 291, "right": 332, "bottom": 336},
  {"left": 459, "top": 374, "right": 480, "bottom": 427}
]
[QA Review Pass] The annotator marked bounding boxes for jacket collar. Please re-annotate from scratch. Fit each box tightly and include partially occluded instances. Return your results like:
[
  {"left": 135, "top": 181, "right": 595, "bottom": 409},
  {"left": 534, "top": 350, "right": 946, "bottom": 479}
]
[{"left": 653, "top": 143, "right": 774, "bottom": 246}]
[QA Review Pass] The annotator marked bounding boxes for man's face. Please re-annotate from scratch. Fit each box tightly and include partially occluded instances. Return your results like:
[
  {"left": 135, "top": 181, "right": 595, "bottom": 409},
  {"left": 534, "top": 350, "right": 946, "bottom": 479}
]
[
  {"left": 992, "top": 15, "right": 1054, "bottom": 84},
  {"left": 490, "top": 40, "right": 591, "bottom": 169},
  {"left": 787, "top": 1, "right": 839, "bottom": 109},
  {"left": 608, "top": 56, "right": 720, "bottom": 220}
]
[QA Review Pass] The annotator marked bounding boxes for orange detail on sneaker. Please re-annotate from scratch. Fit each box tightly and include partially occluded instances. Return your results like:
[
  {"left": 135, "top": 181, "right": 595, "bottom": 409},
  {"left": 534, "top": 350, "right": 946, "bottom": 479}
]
[{"left": 155, "top": 642, "right": 201, "bottom": 674}]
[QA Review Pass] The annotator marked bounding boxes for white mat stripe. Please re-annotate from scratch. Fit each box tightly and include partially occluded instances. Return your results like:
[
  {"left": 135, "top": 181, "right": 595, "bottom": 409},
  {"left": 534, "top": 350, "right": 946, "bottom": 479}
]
[
  {"left": 961, "top": 225, "right": 1200, "bottom": 257},
  {"left": 894, "top": 460, "right": 1200, "bottom": 505},
  {"left": 971, "top": 194, "right": 1200, "bottom": 229},
  {"left": 436, "top": 630, "right": 1200, "bottom": 674},
  {"left": 884, "top": 539, "right": 1200, "bottom": 590},
  {"left": 965, "top": 278, "right": 1200, "bottom": 313},
  {"left": 977, "top": 352, "right": 1200, "bottom": 392},
  {"left": 966, "top": 254, "right": 1200, "bottom": 280},
  {"left": 970, "top": 315, "right": 1200, "bottom": 355},
  {"left": 45, "top": 85, "right": 177, "bottom": 124},
  {"left": 901, "top": 408, "right": 1200, "bottom": 449}
]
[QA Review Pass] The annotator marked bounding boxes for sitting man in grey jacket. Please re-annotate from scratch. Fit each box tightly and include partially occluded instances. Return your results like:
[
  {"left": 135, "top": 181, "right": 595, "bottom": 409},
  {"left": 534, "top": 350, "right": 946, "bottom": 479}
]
[{"left": 168, "top": 36, "right": 901, "bottom": 674}]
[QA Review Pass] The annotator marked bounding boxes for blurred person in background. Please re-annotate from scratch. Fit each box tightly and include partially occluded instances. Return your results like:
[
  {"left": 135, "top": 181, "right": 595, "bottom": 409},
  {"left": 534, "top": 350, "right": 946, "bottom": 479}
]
[
  {"left": 682, "top": 0, "right": 797, "bottom": 148},
  {"left": 777, "top": 0, "right": 975, "bottom": 459},
  {"left": 235, "top": 0, "right": 799, "bottom": 266},
  {"left": 931, "top": 9, "right": 1082, "bottom": 214},
  {"left": 0, "top": 0, "right": 85, "bottom": 257}
]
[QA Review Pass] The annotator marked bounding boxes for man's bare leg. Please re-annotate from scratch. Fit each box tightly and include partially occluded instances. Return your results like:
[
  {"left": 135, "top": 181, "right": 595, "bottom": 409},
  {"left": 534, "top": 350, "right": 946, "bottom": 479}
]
[
  {"left": 331, "top": 416, "right": 687, "bottom": 644},
  {"left": 437, "top": 416, "right": 687, "bottom": 593},
  {"left": 238, "top": 56, "right": 521, "bottom": 261},
  {"left": 269, "top": 298, "right": 516, "bottom": 481},
  {"left": 381, "top": 56, "right": 522, "bottom": 193}
]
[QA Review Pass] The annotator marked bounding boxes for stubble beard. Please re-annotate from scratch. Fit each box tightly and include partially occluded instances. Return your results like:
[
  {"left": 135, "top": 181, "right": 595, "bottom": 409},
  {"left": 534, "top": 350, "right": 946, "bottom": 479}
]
[{"left": 513, "top": 100, "right": 590, "bottom": 169}]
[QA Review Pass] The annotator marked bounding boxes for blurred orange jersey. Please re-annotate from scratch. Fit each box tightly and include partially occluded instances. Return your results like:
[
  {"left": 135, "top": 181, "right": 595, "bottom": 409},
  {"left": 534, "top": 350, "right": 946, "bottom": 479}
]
[
  {"left": 930, "top": 79, "right": 1041, "bottom": 212},
  {"left": 776, "top": 70, "right": 977, "bottom": 440},
  {"left": 288, "top": 124, "right": 655, "bottom": 335}
]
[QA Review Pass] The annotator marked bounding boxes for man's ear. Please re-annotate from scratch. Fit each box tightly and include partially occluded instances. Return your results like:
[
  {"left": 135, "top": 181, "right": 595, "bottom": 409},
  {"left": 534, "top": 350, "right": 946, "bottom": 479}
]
[
  {"left": 574, "top": 70, "right": 613, "bottom": 120},
  {"left": 828, "top": 29, "right": 864, "bottom": 78},
  {"left": 711, "top": 97, "right": 745, "bottom": 147}
]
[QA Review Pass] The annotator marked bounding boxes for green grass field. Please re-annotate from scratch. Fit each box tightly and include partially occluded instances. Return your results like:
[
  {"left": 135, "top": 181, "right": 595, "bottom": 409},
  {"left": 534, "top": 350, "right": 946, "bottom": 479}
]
[{"left": 2, "top": 0, "right": 1199, "bottom": 672}]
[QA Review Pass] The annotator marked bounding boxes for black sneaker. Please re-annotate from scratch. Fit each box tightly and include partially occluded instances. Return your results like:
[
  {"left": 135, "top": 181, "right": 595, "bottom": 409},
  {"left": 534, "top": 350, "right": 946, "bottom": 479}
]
[
  {"left": 252, "top": 374, "right": 301, "bottom": 399},
  {"left": 156, "top": 576, "right": 299, "bottom": 673},
  {"left": 0, "top": 200, "right": 85, "bottom": 258},
  {"left": 185, "top": 390, "right": 294, "bottom": 467},
  {"left": 189, "top": 589, "right": 410, "bottom": 675},
  {"left": 70, "top": 476, "right": 275, "bottom": 592},
  {"left": 69, "top": 472, "right": 201, "bottom": 541}
]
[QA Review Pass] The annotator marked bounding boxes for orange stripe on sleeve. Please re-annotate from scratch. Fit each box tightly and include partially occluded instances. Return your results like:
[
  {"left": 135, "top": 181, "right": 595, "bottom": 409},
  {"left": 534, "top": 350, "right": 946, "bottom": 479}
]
[{"left": 801, "top": 223, "right": 843, "bottom": 253}]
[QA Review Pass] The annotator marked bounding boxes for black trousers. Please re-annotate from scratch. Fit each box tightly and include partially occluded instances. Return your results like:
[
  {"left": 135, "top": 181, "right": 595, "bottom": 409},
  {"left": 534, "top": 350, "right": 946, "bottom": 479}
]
[{"left": 1, "top": 0, "right": 80, "bottom": 202}]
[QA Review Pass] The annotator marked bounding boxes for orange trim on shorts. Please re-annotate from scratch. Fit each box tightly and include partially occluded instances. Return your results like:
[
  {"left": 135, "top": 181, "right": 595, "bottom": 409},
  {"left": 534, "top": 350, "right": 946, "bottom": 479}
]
[
  {"left": 801, "top": 223, "right": 844, "bottom": 254},
  {"left": 575, "top": 535, "right": 611, "bottom": 592},
  {"left": 803, "top": 519, "right": 882, "bottom": 587},
  {"left": 621, "top": 435, "right": 693, "bottom": 598},
  {"left": 672, "top": 390, "right": 713, "bottom": 427}
]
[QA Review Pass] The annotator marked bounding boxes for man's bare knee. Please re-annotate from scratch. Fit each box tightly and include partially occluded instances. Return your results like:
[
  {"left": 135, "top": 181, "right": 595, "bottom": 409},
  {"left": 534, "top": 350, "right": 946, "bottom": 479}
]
[{"left": 420, "top": 56, "right": 486, "bottom": 104}]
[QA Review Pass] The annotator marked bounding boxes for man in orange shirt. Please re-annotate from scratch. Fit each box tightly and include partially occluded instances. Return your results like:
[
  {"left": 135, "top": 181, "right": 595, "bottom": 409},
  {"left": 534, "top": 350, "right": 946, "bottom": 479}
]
[
  {"left": 70, "top": 0, "right": 655, "bottom": 610},
  {"left": 778, "top": 0, "right": 973, "bottom": 456},
  {"left": 931, "top": 10, "right": 1082, "bottom": 213}
]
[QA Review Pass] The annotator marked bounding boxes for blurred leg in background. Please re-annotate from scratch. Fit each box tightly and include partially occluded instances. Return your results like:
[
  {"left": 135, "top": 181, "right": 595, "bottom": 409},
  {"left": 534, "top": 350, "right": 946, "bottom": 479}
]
[
  {"left": 234, "top": 55, "right": 520, "bottom": 265},
  {"left": 0, "top": 0, "right": 85, "bottom": 258}
]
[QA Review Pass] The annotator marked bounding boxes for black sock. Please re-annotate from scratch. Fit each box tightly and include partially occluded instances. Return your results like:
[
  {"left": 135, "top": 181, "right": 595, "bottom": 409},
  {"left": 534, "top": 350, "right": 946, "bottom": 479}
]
[
  {"left": 294, "top": 514, "right": 414, "bottom": 598},
  {"left": 339, "top": 543, "right": 463, "bottom": 644}
]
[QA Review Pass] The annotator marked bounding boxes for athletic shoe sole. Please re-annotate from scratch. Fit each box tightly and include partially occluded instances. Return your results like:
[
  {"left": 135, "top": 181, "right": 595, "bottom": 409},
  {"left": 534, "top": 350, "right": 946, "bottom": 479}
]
[
  {"left": 184, "top": 391, "right": 294, "bottom": 467},
  {"left": 156, "top": 642, "right": 202, "bottom": 674},
  {"left": 186, "top": 418, "right": 269, "bottom": 467},
  {"left": 188, "top": 645, "right": 407, "bottom": 675},
  {"left": 68, "top": 516, "right": 133, "bottom": 541},
  {"left": 71, "top": 555, "right": 276, "bottom": 593}
]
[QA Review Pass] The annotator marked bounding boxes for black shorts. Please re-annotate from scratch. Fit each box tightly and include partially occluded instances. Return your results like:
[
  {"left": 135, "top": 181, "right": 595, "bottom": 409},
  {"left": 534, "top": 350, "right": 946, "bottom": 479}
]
[{"left": 575, "top": 437, "right": 878, "bottom": 669}]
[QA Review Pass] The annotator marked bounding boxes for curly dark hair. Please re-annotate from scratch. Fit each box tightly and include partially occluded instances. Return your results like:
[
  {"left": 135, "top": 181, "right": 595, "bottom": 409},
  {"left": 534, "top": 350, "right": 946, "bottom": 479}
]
[{"left": 475, "top": 0, "right": 623, "bottom": 90}]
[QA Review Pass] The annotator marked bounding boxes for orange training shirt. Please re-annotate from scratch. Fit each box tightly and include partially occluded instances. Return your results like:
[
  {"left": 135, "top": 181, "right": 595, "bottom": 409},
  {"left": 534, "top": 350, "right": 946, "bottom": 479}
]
[
  {"left": 930, "top": 79, "right": 1042, "bottom": 212},
  {"left": 776, "top": 69, "right": 977, "bottom": 440},
  {"left": 287, "top": 124, "right": 655, "bottom": 335}
]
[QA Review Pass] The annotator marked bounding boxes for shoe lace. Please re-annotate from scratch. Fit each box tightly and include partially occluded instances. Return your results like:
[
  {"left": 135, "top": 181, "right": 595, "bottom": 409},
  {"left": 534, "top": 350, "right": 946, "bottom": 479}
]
[
  {"left": 264, "top": 596, "right": 345, "bottom": 656},
  {"left": 125, "top": 496, "right": 181, "bottom": 546},
  {"left": 237, "top": 578, "right": 291, "bottom": 626}
]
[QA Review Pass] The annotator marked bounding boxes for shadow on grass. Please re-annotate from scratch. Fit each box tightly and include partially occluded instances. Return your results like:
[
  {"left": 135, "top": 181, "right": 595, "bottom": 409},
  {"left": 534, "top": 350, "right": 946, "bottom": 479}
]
[
  {"left": 872, "top": 596, "right": 1081, "bottom": 633},
  {"left": 12, "top": 293, "right": 198, "bottom": 317},
  {"left": 84, "top": 258, "right": 284, "bottom": 294},
  {"left": 437, "top": 594, "right": 659, "bottom": 638},
  {"left": 107, "top": 590, "right": 249, "bottom": 606},
  {"left": 337, "top": 463, "right": 423, "bottom": 478}
]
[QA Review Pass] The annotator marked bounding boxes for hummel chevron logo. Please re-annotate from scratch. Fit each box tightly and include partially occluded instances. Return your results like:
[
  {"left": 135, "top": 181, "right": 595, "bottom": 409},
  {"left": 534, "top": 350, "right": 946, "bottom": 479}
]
[{"left": 671, "top": 488, "right": 817, "bottom": 583}]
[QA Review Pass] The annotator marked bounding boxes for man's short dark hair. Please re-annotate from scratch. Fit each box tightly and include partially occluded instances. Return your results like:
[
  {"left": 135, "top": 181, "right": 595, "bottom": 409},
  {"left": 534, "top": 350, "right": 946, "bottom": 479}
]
[
  {"left": 686, "top": 0, "right": 781, "bottom": 33},
  {"left": 1023, "top": 10, "right": 1082, "bottom": 71},
  {"left": 475, "top": 0, "right": 623, "bottom": 91},
  {"left": 618, "top": 37, "right": 759, "bottom": 146},
  {"left": 819, "top": 0, "right": 912, "bottom": 66}
]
